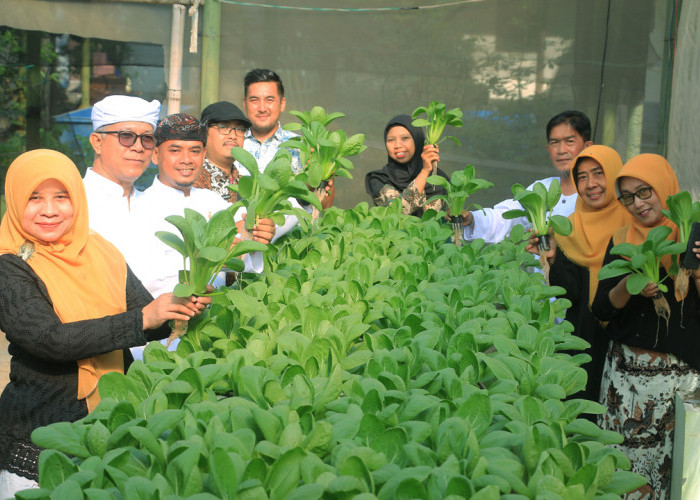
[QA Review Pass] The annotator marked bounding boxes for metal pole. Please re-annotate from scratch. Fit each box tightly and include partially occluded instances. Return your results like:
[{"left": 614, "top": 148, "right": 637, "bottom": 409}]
[
  {"left": 200, "top": 0, "right": 221, "bottom": 110},
  {"left": 81, "top": 38, "right": 91, "bottom": 108},
  {"left": 167, "top": 4, "right": 186, "bottom": 114}
]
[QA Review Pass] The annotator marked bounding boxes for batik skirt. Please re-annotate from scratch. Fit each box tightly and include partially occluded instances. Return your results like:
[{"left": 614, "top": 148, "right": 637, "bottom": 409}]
[{"left": 598, "top": 341, "right": 700, "bottom": 500}]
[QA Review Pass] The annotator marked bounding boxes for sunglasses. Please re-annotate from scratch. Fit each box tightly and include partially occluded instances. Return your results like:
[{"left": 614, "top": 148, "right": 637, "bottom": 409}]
[
  {"left": 102, "top": 130, "right": 156, "bottom": 150},
  {"left": 618, "top": 186, "right": 653, "bottom": 206}
]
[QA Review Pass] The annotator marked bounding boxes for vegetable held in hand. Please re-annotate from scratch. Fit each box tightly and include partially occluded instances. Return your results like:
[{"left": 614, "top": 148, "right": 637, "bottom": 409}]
[
  {"left": 229, "top": 147, "right": 322, "bottom": 231},
  {"left": 281, "top": 106, "right": 366, "bottom": 217},
  {"left": 155, "top": 206, "right": 268, "bottom": 345},
  {"left": 598, "top": 225, "right": 686, "bottom": 329},
  {"left": 411, "top": 101, "right": 463, "bottom": 175},
  {"left": 426, "top": 164, "right": 493, "bottom": 247},
  {"left": 502, "top": 180, "right": 572, "bottom": 282},
  {"left": 661, "top": 191, "right": 700, "bottom": 300}
]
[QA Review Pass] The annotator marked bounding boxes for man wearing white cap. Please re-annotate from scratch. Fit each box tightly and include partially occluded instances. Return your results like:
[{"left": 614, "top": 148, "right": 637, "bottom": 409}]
[{"left": 83, "top": 95, "right": 161, "bottom": 264}]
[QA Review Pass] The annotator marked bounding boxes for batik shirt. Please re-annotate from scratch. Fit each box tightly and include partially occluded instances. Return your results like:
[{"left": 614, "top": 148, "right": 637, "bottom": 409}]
[
  {"left": 193, "top": 158, "right": 239, "bottom": 202},
  {"left": 374, "top": 180, "right": 444, "bottom": 217},
  {"left": 243, "top": 123, "right": 303, "bottom": 174}
]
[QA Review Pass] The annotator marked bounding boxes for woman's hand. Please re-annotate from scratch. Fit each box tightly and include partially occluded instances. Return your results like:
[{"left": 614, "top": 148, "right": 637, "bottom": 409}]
[
  {"left": 142, "top": 293, "right": 198, "bottom": 330},
  {"left": 639, "top": 281, "right": 661, "bottom": 298},
  {"left": 421, "top": 144, "right": 440, "bottom": 172}
]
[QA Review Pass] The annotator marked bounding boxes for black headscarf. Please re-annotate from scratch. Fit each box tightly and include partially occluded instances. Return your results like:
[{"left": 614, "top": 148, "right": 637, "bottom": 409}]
[{"left": 365, "top": 114, "right": 449, "bottom": 199}]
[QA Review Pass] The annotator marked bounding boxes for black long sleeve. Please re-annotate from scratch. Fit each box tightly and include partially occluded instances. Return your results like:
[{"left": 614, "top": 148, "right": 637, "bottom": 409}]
[{"left": 0, "top": 254, "right": 167, "bottom": 480}]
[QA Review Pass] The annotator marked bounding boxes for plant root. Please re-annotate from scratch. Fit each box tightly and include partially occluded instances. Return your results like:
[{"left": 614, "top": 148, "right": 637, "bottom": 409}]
[
  {"left": 165, "top": 319, "right": 188, "bottom": 348},
  {"left": 450, "top": 217, "right": 463, "bottom": 248},
  {"left": 676, "top": 266, "right": 691, "bottom": 301},
  {"left": 539, "top": 249, "right": 551, "bottom": 285},
  {"left": 653, "top": 293, "right": 671, "bottom": 333},
  {"left": 312, "top": 186, "right": 328, "bottom": 221}
]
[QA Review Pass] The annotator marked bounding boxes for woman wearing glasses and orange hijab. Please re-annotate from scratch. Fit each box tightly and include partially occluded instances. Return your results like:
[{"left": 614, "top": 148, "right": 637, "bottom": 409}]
[
  {"left": 592, "top": 154, "right": 700, "bottom": 498},
  {"left": 0, "top": 150, "right": 212, "bottom": 497}
]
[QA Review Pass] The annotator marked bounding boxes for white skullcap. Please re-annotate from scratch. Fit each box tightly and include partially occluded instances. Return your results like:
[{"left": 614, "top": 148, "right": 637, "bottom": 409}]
[{"left": 91, "top": 95, "right": 161, "bottom": 131}]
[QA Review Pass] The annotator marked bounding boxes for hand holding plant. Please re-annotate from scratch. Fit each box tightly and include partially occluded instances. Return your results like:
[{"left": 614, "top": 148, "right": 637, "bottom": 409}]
[
  {"left": 426, "top": 164, "right": 493, "bottom": 247},
  {"left": 411, "top": 101, "right": 463, "bottom": 175},
  {"left": 598, "top": 225, "right": 686, "bottom": 327},
  {"left": 661, "top": 191, "right": 700, "bottom": 299}
]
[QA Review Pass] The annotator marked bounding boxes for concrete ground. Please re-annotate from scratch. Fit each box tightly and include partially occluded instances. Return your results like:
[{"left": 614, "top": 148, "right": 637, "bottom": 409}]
[{"left": 1, "top": 332, "right": 9, "bottom": 392}]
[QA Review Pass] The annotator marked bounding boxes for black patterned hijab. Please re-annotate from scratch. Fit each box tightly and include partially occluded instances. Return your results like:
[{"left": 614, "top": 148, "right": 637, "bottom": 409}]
[{"left": 365, "top": 114, "right": 449, "bottom": 199}]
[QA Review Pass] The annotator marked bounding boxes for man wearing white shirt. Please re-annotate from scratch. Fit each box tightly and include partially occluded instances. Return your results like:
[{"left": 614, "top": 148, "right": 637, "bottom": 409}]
[
  {"left": 462, "top": 110, "right": 593, "bottom": 243},
  {"left": 83, "top": 95, "right": 161, "bottom": 266},
  {"left": 132, "top": 113, "right": 275, "bottom": 358}
]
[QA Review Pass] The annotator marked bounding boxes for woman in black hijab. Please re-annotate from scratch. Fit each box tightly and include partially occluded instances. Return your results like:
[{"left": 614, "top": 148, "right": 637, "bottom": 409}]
[{"left": 365, "top": 114, "right": 449, "bottom": 216}]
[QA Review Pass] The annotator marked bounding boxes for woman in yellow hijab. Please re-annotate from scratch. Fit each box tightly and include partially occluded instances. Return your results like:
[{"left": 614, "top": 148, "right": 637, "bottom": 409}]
[
  {"left": 527, "top": 145, "right": 633, "bottom": 407},
  {"left": 0, "top": 150, "right": 210, "bottom": 495},
  {"left": 591, "top": 153, "right": 700, "bottom": 499}
]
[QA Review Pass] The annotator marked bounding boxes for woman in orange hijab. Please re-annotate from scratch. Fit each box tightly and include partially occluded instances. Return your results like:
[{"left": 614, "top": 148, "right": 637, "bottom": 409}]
[
  {"left": 0, "top": 150, "right": 210, "bottom": 496},
  {"left": 527, "top": 145, "right": 633, "bottom": 407},
  {"left": 591, "top": 153, "right": 700, "bottom": 499}
]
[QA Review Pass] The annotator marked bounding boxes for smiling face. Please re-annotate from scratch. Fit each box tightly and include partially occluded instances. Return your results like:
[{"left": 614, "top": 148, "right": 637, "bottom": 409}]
[
  {"left": 618, "top": 176, "right": 663, "bottom": 226},
  {"left": 575, "top": 158, "right": 608, "bottom": 209},
  {"left": 546, "top": 123, "right": 592, "bottom": 174},
  {"left": 153, "top": 140, "right": 206, "bottom": 194},
  {"left": 89, "top": 121, "right": 155, "bottom": 193},
  {"left": 22, "top": 179, "right": 74, "bottom": 243},
  {"left": 385, "top": 125, "right": 416, "bottom": 164},
  {"left": 205, "top": 120, "right": 248, "bottom": 170},
  {"left": 243, "top": 82, "right": 286, "bottom": 139}
]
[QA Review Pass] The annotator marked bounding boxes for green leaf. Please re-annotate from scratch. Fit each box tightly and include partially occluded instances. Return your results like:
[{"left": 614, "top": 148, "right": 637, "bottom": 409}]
[
  {"left": 174, "top": 282, "right": 196, "bottom": 297},
  {"left": 155, "top": 231, "right": 187, "bottom": 257}
]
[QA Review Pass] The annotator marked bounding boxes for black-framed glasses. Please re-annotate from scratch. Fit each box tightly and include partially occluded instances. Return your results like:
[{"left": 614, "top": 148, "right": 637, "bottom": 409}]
[
  {"left": 102, "top": 130, "right": 156, "bottom": 150},
  {"left": 212, "top": 123, "right": 248, "bottom": 136},
  {"left": 618, "top": 186, "right": 653, "bottom": 206}
]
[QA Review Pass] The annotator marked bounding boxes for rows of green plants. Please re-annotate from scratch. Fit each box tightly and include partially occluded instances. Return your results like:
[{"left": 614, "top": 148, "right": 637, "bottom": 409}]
[{"left": 24, "top": 202, "right": 644, "bottom": 499}]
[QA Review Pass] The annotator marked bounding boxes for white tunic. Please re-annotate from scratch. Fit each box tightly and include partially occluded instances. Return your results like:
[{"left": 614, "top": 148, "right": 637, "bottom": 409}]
[
  {"left": 464, "top": 176, "right": 577, "bottom": 243},
  {"left": 83, "top": 168, "right": 144, "bottom": 269}
]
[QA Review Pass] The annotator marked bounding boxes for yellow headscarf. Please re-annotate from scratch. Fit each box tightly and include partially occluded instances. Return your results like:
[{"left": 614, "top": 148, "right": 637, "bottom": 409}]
[
  {"left": 611, "top": 153, "right": 679, "bottom": 262},
  {"left": 556, "top": 145, "right": 635, "bottom": 304},
  {"left": 0, "top": 149, "right": 127, "bottom": 412}
]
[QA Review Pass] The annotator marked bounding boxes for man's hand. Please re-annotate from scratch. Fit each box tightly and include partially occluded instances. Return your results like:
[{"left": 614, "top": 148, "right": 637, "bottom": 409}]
[{"left": 252, "top": 218, "right": 276, "bottom": 244}]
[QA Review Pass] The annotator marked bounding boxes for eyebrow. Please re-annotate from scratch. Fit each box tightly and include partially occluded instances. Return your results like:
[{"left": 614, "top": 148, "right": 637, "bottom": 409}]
[{"left": 549, "top": 135, "right": 576, "bottom": 142}]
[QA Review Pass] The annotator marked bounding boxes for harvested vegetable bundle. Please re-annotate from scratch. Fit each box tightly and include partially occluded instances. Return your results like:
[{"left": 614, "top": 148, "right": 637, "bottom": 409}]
[
  {"left": 229, "top": 147, "right": 322, "bottom": 230},
  {"left": 426, "top": 164, "right": 493, "bottom": 247},
  {"left": 411, "top": 101, "right": 463, "bottom": 175},
  {"left": 661, "top": 191, "right": 700, "bottom": 300},
  {"left": 598, "top": 225, "right": 686, "bottom": 330},
  {"left": 502, "top": 180, "right": 572, "bottom": 282},
  {"left": 156, "top": 206, "right": 268, "bottom": 345},
  {"left": 281, "top": 106, "right": 366, "bottom": 218}
]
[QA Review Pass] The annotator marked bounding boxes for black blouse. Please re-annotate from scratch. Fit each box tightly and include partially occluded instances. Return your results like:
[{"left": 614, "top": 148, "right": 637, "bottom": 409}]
[
  {"left": 0, "top": 254, "right": 170, "bottom": 480},
  {"left": 592, "top": 239, "right": 700, "bottom": 370}
]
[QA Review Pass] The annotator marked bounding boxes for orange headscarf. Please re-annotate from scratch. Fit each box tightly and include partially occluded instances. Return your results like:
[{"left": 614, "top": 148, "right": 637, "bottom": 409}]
[
  {"left": 611, "top": 154, "right": 679, "bottom": 264},
  {"left": 0, "top": 149, "right": 127, "bottom": 411},
  {"left": 556, "top": 145, "right": 635, "bottom": 304}
]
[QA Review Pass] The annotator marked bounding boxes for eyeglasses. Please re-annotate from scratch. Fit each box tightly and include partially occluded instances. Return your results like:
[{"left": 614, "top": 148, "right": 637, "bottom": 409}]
[
  {"left": 102, "top": 130, "right": 156, "bottom": 150},
  {"left": 618, "top": 186, "right": 653, "bottom": 206},
  {"left": 212, "top": 123, "right": 248, "bottom": 136}
]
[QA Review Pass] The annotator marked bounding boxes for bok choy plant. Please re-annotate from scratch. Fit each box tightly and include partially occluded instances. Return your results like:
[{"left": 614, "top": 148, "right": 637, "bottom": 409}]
[
  {"left": 229, "top": 147, "right": 322, "bottom": 231},
  {"left": 598, "top": 225, "right": 685, "bottom": 328},
  {"left": 411, "top": 101, "right": 463, "bottom": 175},
  {"left": 661, "top": 191, "right": 700, "bottom": 299},
  {"left": 426, "top": 164, "right": 493, "bottom": 247},
  {"left": 155, "top": 207, "right": 268, "bottom": 345},
  {"left": 281, "top": 106, "right": 366, "bottom": 217},
  {"left": 502, "top": 180, "right": 572, "bottom": 283}
]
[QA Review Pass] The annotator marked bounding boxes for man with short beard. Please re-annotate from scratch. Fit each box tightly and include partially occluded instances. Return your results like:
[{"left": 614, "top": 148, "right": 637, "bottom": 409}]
[
  {"left": 461, "top": 110, "right": 593, "bottom": 243},
  {"left": 194, "top": 101, "right": 251, "bottom": 203}
]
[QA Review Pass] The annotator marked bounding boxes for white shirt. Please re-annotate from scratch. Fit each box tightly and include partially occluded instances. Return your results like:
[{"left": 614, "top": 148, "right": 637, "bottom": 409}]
[
  {"left": 464, "top": 176, "right": 577, "bottom": 243},
  {"left": 83, "top": 168, "right": 144, "bottom": 268}
]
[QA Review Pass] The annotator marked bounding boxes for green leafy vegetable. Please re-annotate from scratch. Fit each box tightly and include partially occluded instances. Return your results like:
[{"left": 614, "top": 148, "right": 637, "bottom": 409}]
[
  {"left": 662, "top": 191, "right": 700, "bottom": 298},
  {"left": 502, "top": 180, "right": 572, "bottom": 238},
  {"left": 230, "top": 147, "right": 322, "bottom": 230},
  {"left": 411, "top": 101, "right": 463, "bottom": 176},
  {"left": 426, "top": 164, "right": 493, "bottom": 246}
]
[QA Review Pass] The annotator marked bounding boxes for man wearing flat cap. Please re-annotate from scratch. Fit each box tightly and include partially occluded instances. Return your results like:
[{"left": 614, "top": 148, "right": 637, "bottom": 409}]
[
  {"left": 130, "top": 113, "right": 275, "bottom": 359},
  {"left": 194, "top": 101, "right": 251, "bottom": 203},
  {"left": 84, "top": 94, "right": 161, "bottom": 264}
]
